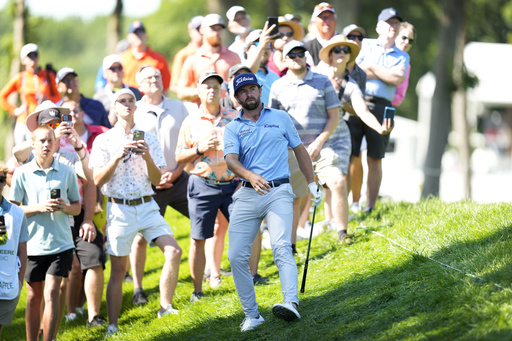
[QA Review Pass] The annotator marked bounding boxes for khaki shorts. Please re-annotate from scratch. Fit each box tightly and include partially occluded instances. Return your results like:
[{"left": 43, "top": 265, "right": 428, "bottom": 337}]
[
  {"left": 0, "top": 289, "right": 21, "bottom": 325},
  {"left": 289, "top": 146, "right": 343, "bottom": 196}
]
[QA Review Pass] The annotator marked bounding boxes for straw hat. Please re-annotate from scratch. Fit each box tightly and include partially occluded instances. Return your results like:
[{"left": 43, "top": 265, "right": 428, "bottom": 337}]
[
  {"left": 278, "top": 16, "right": 304, "bottom": 41},
  {"left": 319, "top": 35, "right": 361, "bottom": 65}
]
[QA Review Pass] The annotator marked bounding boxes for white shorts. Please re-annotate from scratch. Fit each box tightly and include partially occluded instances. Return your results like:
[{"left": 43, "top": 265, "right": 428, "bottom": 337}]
[{"left": 106, "top": 199, "right": 173, "bottom": 256}]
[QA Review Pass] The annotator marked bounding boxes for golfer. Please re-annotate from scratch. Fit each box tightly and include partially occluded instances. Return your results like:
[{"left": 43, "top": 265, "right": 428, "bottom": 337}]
[{"left": 224, "top": 73, "right": 322, "bottom": 332}]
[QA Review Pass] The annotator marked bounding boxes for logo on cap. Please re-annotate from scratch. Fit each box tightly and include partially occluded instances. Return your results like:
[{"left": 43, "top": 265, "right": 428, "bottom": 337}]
[
  {"left": 49, "top": 109, "right": 59, "bottom": 117},
  {"left": 235, "top": 75, "right": 255, "bottom": 87}
]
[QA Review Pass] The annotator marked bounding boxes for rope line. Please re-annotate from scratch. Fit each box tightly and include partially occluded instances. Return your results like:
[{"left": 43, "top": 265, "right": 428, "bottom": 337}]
[{"left": 358, "top": 226, "right": 511, "bottom": 292}]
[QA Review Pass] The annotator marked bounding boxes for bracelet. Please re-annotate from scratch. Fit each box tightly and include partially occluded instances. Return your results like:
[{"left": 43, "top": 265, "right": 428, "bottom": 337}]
[
  {"left": 196, "top": 146, "right": 203, "bottom": 156},
  {"left": 79, "top": 152, "right": 87, "bottom": 161},
  {"left": 74, "top": 145, "right": 84, "bottom": 152}
]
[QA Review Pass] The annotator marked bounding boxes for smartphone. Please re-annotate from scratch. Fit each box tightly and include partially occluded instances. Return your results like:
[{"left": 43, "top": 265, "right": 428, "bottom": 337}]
[
  {"left": 0, "top": 216, "right": 5, "bottom": 245},
  {"left": 383, "top": 106, "right": 396, "bottom": 125},
  {"left": 267, "top": 17, "right": 279, "bottom": 36},
  {"left": 62, "top": 114, "right": 73, "bottom": 127},
  {"left": 133, "top": 130, "right": 145, "bottom": 141},
  {"left": 0, "top": 216, "right": 5, "bottom": 228},
  {"left": 50, "top": 188, "right": 61, "bottom": 199}
]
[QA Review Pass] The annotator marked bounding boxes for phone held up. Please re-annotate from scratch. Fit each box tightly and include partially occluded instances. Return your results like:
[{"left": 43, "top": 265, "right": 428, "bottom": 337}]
[
  {"left": 267, "top": 17, "right": 279, "bottom": 36},
  {"left": 50, "top": 188, "right": 61, "bottom": 199},
  {"left": 0, "top": 216, "right": 6, "bottom": 245},
  {"left": 383, "top": 106, "right": 396, "bottom": 125},
  {"left": 133, "top": 130, "right": 145, "bottom": 141}
]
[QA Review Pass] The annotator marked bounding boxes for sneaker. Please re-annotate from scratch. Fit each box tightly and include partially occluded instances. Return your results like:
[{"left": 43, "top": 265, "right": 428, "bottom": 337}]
[
  {"left": 364, "top": 206, "right": 373, "bottom": 214},
  {"left": 350, "top": 202, "right": 361, "bottom": 213},
  {"left": 87, "top": 315, "right": 107, "bottom": 328},
  {"left": 337, "top": 230, "right": 353, "bottom": 244},
  {"left": 123, "top": 272, "right": 133, "bottom": 283},
  {"left": 272, "top": 302, "right": 300, "bottom": 321},
  {"left": 132, "top": 290, "right": 148, "bottom": 306},
  {"left": 252, "top": 273, "right": 269, "bottom": 285},
  {"left": 76, "top": 306, "right": 86, "bottom": 315},
  {"left": 190, "top": 291, "right": 204, "bottom": 302},
  {"left": 65, "top": 313, "right": 77, "bottom": 322},
  {"left": 208, "top": 276, "right": 222, "bottom": 289},
  {"left": 105, "top": 324, "right": 119, "bottom": 337},
  {"left": 240, "top": 314, "right": 265, "bottom": 332},
  {"left": 158, "top": 304, "right": 179, "bottom": 318}
]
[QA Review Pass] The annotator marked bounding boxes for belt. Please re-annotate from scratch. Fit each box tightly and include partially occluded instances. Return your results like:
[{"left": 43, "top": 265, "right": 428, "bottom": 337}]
[
  {"left": 365, "top": 95, "right": 392, "bottom": 104},
  {"left": 109, "top": 196, "right": 152, "bottom": 206},
  {"left": 241, "top": 178, "right": 290, "bottom": 189},
  {"left": 199, "top": 176, "right": 237, "bottom": 185}
]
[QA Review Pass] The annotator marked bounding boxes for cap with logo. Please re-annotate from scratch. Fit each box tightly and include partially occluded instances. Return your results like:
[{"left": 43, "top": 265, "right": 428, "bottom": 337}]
[
  {"left": 283, "top": 40, "right": 307, "bottom": 59},
  {"left": 226, "top": 6, "right": 246, "bottom": 22},
  {"left": 198, "top": 70, "right": 224, "bottom": 85},
  {"left": 233, "top": 73, "right": 260, "bottom": 93},
  {"left": 378, "top": 7, "right": 403, "bottom": 22},
  {"left": 312, "top": 2, "right": 336, "bottom": 18},
  {"left": 56, "top": 67, "right": 78, "bottom": 84},
  {"left": 20, "top": 43, "right": 39, "bottom": 59},
  {"left": 202, "top": 14, "right": 226, "bottom": 28},
  {"left": 26, "top": 100, "right": 70, "bottom": 132},
  {"left": 129, "top": 21, "right": 146, "bottom": 34}
]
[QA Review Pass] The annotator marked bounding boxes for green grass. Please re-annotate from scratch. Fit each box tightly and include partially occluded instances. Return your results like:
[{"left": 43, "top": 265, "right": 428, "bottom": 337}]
[{"left": 5, "top": 199, "right": 512, "bottom": 340}]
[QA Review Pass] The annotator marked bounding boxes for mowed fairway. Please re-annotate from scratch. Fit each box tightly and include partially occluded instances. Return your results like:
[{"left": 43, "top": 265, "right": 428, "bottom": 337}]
[{"left": 5, "top": 199, "right": 512, "bottom": 340}]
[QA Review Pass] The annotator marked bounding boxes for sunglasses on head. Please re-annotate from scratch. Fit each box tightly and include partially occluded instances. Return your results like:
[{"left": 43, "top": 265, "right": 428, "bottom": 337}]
[
  {"left": 0, "top": 175, "right": 6, "bottom": 183},
  {"left": 316, "top": 3, "right": 333, "bottom": 10},
  {"left": 109, "top": 65, "right": 123, "bottom": 72},
  {"left": 401, "top": 35, "right": 414, "bottom": 44},
  {"left": 331, "top": 46, "right": 351, "bottom": 54},
  {"left": 287, "top": 51, "right": 305, "bottom": 59},
  {"left": 347, "top": 34, "right": 364, "bottom": 41}
]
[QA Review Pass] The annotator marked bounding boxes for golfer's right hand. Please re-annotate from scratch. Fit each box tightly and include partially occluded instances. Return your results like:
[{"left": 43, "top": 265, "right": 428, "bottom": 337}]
[{"left": 308, "top": 182, "right": 322, "bottom": 207}]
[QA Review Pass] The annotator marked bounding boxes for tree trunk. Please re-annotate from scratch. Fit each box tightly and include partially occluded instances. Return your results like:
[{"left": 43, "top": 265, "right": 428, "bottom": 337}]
[
  {"left": 106, "top": 0, "right": 123, "bottom": 54},
  {"left": 421, "top": 0, "right": 464, "bottom": 197}
]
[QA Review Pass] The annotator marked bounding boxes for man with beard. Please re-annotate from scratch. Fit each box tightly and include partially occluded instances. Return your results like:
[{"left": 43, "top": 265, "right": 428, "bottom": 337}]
[
  {"left": 304, "top": 2, "right": 338, "bottom": 66},
  {"left": 351, "top": 7, "right": 409, "bottom": 213},
  {"left": 177, "top": 14, "right": 241, "bottom": 106},
  {"left": 226, "top": 6, "right": 252, "bottom": 61},
  {"left": 121, "top": 21, "right": 171, "bottom": 93},
  {"left": 224, "top": 73, "right": 322, "bottom": 332}
]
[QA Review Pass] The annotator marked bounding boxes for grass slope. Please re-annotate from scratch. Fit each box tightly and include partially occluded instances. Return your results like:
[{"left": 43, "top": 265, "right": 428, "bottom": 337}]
[{"left": 4, "top": 199, "right": 512, "bottom": 340}]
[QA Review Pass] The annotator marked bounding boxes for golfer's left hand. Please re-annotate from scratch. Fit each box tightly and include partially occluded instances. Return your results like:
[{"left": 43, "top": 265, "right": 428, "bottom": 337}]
[{"left": 308, "top": 182, "right": 322, "bottom": 207}]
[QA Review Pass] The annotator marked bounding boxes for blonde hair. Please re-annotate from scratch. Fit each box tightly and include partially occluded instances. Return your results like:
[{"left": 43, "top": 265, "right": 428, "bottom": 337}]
[
  {"left": 31, "top": 124, "right": 55, "bottom": 140},
  {"left": 400, "top": 22, "right": 416, "bottom": 39},
  {"left": 0, "top": 161, "right": 7, "bottom": 174}
]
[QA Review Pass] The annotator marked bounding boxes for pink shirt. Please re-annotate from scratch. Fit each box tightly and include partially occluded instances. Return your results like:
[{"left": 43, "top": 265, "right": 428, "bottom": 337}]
[
  {"left": 392, "top": 65, "right": 411, "bottom": 107},
  {"left": 177, "top": 106, "right": 237, "bottom": 181}
]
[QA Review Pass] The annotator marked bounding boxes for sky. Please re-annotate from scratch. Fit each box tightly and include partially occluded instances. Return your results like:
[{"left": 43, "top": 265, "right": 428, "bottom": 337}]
[{"left": 0, "top": 0, "right": 161, "bottom": 20}]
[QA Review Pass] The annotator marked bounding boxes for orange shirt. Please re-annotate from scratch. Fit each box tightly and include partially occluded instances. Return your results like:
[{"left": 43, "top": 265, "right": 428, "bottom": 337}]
[
  {"left": 121, "top": 46, "right": 171, "bottom": 91},
  {"left": 170, "top": 41, "right": 201, "bottom": 92},
  {"left": 177, "top": 106, "right": 238, "bottom": 181},
  {"left": 0, "top": 69, "right": 61, "bottom": 123},
  {"left": 178, "top": 45, "right": 241, "bottom": 103}
]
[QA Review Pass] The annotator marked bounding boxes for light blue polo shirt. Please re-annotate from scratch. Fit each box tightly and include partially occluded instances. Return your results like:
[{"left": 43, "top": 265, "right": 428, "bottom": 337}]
[
  {"left": 9, "top": 157, "right": 80, "bottom": 256},
  {"left": 256, "top": 67, "right": 280, "bottom": 105},
  {"left": 356, "top": 38, "right": 410, "bottom": 101},
  {"left": 224, "top": 106, "right": 302, "bottom": 181}
]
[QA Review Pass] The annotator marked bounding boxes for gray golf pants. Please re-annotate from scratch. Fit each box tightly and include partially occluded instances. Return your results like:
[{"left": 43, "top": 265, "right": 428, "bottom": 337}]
[{"left": 228, "top": 183, "right": 298, "bottom": 318}]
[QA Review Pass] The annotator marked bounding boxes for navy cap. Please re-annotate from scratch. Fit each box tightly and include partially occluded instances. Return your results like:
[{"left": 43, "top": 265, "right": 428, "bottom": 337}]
[
  {"left": 129, "top": 20, "right": 146, "bottom": 33},
  {"left": 378, "top": 8, "right": 403, "bottom": 22},
  {"left": 233, "top": 73, "right": 260, "bottom": 93}
]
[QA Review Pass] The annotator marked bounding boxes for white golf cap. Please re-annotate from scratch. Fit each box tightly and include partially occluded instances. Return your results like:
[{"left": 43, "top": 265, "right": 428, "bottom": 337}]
[
  {"left": 202, "top": 13, "right": 226, "bottom": 28},
  {"left": 226, "top": 6, "right": 246, "bottom": 22},
  {"left": 283, "top": 40, "right": 307, "bottom": 59},
  {"left": 20, "top": 43, "right": 38, "bottom": 59},
  {"left": 56, "top": 67, "right": 78, "bottom": 84},
  {"left": 112, "top": 89, "right": 136, "bottom": 107},
  {"left": 102, "top": 54, "right": 122, "bottom": 71}
]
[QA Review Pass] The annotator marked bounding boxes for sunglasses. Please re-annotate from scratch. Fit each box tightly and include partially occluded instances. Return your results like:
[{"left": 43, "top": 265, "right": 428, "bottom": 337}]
[
  {"left": 347, "top": 34, "right": 364, "bottom": 41},
  {"left": 287, "top": 51, "right": 305, "bottom": 59},
  {"left": 27, "top": 52, "right": 39, "bottom": 59},
  {"left": 0, "top": 175, "right": 6, "bottom": 183},
  {"left": 46, "top": 122, "right": 60, "bottom": 129},
  {"left": 401, "top": 35, "right": 414, "bottom": 44},
  {"left": 316, "top": 3, "right": 333, "bottom": 10},
  {"left": 254, "top": 41, "right": 271, "bottom": 49},
  {"left": 109, "top": 65, "right": 123, "bottom": 72},
  {"left": 331, "top": 46, "right": 351, "bottom": 54},
  {"left": 280, "top": 32, "right": 294, "bottom": 38}
]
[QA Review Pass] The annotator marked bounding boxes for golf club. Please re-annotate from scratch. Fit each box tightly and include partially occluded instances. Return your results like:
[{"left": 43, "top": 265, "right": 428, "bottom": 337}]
[{"left": 300, "top": 181, "right": 321, "bottom": 293}]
